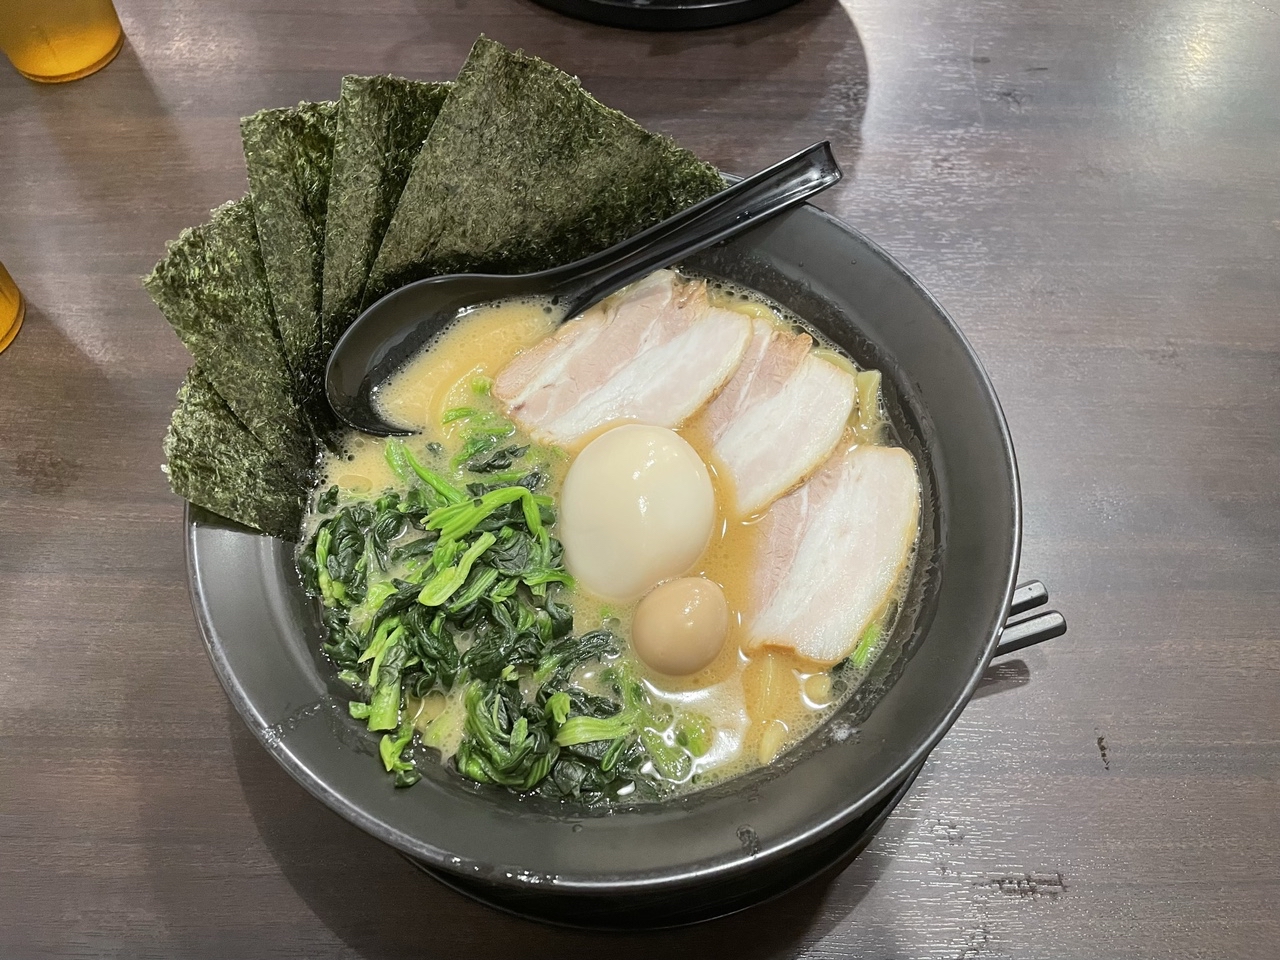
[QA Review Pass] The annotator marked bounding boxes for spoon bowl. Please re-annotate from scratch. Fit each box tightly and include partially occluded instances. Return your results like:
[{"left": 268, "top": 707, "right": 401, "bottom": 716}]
[{"left": 325, "top": 141, "right": 842, "bottom": 435}]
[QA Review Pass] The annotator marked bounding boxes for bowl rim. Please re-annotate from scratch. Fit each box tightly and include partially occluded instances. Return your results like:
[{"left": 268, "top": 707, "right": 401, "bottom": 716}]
[{"left": 185, "top": 202, "right": 1021, "bottom": 894}]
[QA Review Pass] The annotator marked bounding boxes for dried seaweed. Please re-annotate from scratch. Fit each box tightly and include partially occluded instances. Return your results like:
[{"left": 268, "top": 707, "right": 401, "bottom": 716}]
[
  {"left": 242, "top": 100, "right": 337, "bottom": 413},
  {"left": 321, "top": 76, "right": 449, "bottom": 350},
  {"left": 155, "top": 47, "right": 727, "bottom": 541},
  {"left": 145, "top": 197, "right": 313, "bottom": 471},
  {"left": 364, "top": 37, "right": 723, "bottom": 307},
  {"left": 163, "top": 368, "right": 308, "bottom": 539}
]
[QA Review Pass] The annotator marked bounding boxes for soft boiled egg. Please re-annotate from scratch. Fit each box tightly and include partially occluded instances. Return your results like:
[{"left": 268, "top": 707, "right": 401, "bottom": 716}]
[
  {"left": 632, "top": 577, "right": 730, "bottom": 676},
  {"left": 559, "top": 424, "right": 715, "bottom": 601}
]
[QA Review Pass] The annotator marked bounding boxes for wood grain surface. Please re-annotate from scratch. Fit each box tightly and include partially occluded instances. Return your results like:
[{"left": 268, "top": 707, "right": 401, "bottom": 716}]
[{"left": 1, "top": 0, "right": 1276, "bottom": 956}]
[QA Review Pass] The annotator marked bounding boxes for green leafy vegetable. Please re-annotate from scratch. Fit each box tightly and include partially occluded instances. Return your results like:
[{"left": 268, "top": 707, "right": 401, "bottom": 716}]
[
  {"left": 297, "top": 438, "right": 672, "bottom": 798},
  {"left": 535, "top": 628, "right": 616, "bottom": 688},
  {"left": 546, "top": 691, "right": 571, "bottom": 725},
  {"left": 453, "top": 680, "right": 558, "bottom": 791},
  {"left": 301, "top": 452, "right": 626, "bottom": 793},
  {"left": 316, "top": 485, "right": 340, "bottom": 513},
  {"left": 674, "top": 713, "right": 715, "bottom": 757},
  {"left": 555, "top": 712, "right": 635, "bottom": 748},
  {"left": 424, "top": 485, "right": 550, "bottom": 547},
  {"left": 538, "top": 696, "right": 655, "bottom": 804},
  {"left": 368, "top": 644, "right": 405, "bottom": 731},
  {"left": 417, "top": 531, "right": 496, "bottom": 606},
  {"left": 384, "top": 439, "right": 466, "bottom": 504},
  {"left": 851, "top": 621, "right": 882, "bottom": 669},
  {"left": 550, "top": 663, "right": 710, "bottom": 788},
  {"left": 380, "top": 720, "right": 421, "bottom": 787},
  {"left": 442, "top": 406, "right": 528, "bottom": 472}
]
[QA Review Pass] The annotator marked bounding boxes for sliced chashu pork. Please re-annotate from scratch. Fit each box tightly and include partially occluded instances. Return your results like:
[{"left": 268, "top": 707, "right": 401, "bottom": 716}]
[
  {"left": 700, "top": 319, "right": 856, "bottom": 516},
  {"left": 746, "top": 444, "right": 920, "bottom": 665},
  {"left": 494, "top": 270, "right": 680, "bottom": 427},
  {"left": 493, "top": 270, "right": 752, "bottom": 446}
]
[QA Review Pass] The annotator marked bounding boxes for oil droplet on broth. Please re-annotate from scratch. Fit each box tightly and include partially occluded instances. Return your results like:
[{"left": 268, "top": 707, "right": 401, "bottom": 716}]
[
  {"left": 802, "top": 672, "right": 833, "bottom": 708},
  {"left": 334, "top": 473, "right": 372, "bottom": 494}
]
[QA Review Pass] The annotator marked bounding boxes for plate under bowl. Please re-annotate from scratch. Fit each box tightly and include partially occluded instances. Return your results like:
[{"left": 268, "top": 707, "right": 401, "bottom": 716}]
[
  {"left": 406, "top": 762, "right": 923, "bottom": 928},
  {"left": 186, "top": 201, "right": 1019, "bottom": 921}
]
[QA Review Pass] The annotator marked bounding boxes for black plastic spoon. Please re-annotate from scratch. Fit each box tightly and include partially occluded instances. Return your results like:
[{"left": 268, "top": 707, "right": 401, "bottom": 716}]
[{"left": 325, "top": 141, "right": 843, "bottom": 436}]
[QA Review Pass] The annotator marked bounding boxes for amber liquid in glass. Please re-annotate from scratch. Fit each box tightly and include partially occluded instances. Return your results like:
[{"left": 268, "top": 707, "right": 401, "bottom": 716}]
[
  {"left": 0, "top": 0, "right": 123, "bottom": 83},
  {"left": 0, "top": 262, "right": 25, "bottom": 355}
]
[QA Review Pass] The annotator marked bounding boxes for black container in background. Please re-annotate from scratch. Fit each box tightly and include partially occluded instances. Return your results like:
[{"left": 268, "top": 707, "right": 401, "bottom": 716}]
[{"left": 531, "top": 0, "right": 806, "bottom": 31}]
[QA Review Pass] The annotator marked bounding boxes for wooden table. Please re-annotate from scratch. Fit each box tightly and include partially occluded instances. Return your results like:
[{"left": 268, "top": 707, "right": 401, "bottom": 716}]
[{"left": 2, "top": 0, "right": 1276, "bottom": 956}]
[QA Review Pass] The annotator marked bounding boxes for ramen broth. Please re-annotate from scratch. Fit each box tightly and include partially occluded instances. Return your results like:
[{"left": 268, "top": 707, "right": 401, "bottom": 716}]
[{"left": 313, "top": 277, "right": 915, "bottom": 794}]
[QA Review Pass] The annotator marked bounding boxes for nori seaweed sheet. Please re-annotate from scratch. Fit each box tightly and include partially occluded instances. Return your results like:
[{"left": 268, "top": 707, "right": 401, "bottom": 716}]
[
  {"left": 363, "top": 37, "right": 724, "bottom": 307},
  {"left": 157, "top": 48, "right": 729, "bottom": 540},
  {"left": 321, "top": 76, "right": 449, "bottom": 350},
  {"left": 241, "top": 100, "right": 337, "bottom": 414},
  {"left": 145, "top": 197, "right": 313, "bottom": 472},
  {"left": 163, "top": 368, "right": 307, "bottom": 539}
]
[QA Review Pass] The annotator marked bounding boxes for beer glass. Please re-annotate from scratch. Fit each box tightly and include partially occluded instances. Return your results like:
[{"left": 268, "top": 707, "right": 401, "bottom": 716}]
[
  {"left": 0, "top": 0, "right": 124, "bottom": 83},
  {"left": 0, "top": 261, "right": 24, "bottom": 355}
]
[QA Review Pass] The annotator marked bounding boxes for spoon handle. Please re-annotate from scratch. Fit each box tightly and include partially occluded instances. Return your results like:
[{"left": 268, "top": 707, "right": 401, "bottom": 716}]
[{"left": 556, "top": 141, "right": 842, "bottom": 319}]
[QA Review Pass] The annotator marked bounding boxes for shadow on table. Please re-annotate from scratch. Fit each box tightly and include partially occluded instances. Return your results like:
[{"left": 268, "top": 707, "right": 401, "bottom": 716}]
[
  {"left": 227, "top": 707, "right": 905, "bottom": 959},
  {"left": 0, "top": 299, "right": 171, "bottom": 605},
  {"left": 972, "top": 659, "right": 1032, "bottom": 699},
  {"left": 21, "top": 39, "right": 213, "bottom": 239}
]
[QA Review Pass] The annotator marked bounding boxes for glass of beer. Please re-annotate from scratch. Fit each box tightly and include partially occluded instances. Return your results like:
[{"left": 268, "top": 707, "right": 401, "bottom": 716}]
[
  {"left": 0, "top": 0, "right": 124, "bottom": 83},
  {"left": 0, "top": 262, "right": 24, "bottom": 355}
]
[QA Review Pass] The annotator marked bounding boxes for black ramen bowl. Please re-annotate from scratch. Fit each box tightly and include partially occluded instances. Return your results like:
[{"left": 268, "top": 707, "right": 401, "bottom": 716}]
[{"left": 187, "top": 201, "right": 1046, "bottom": 927}]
